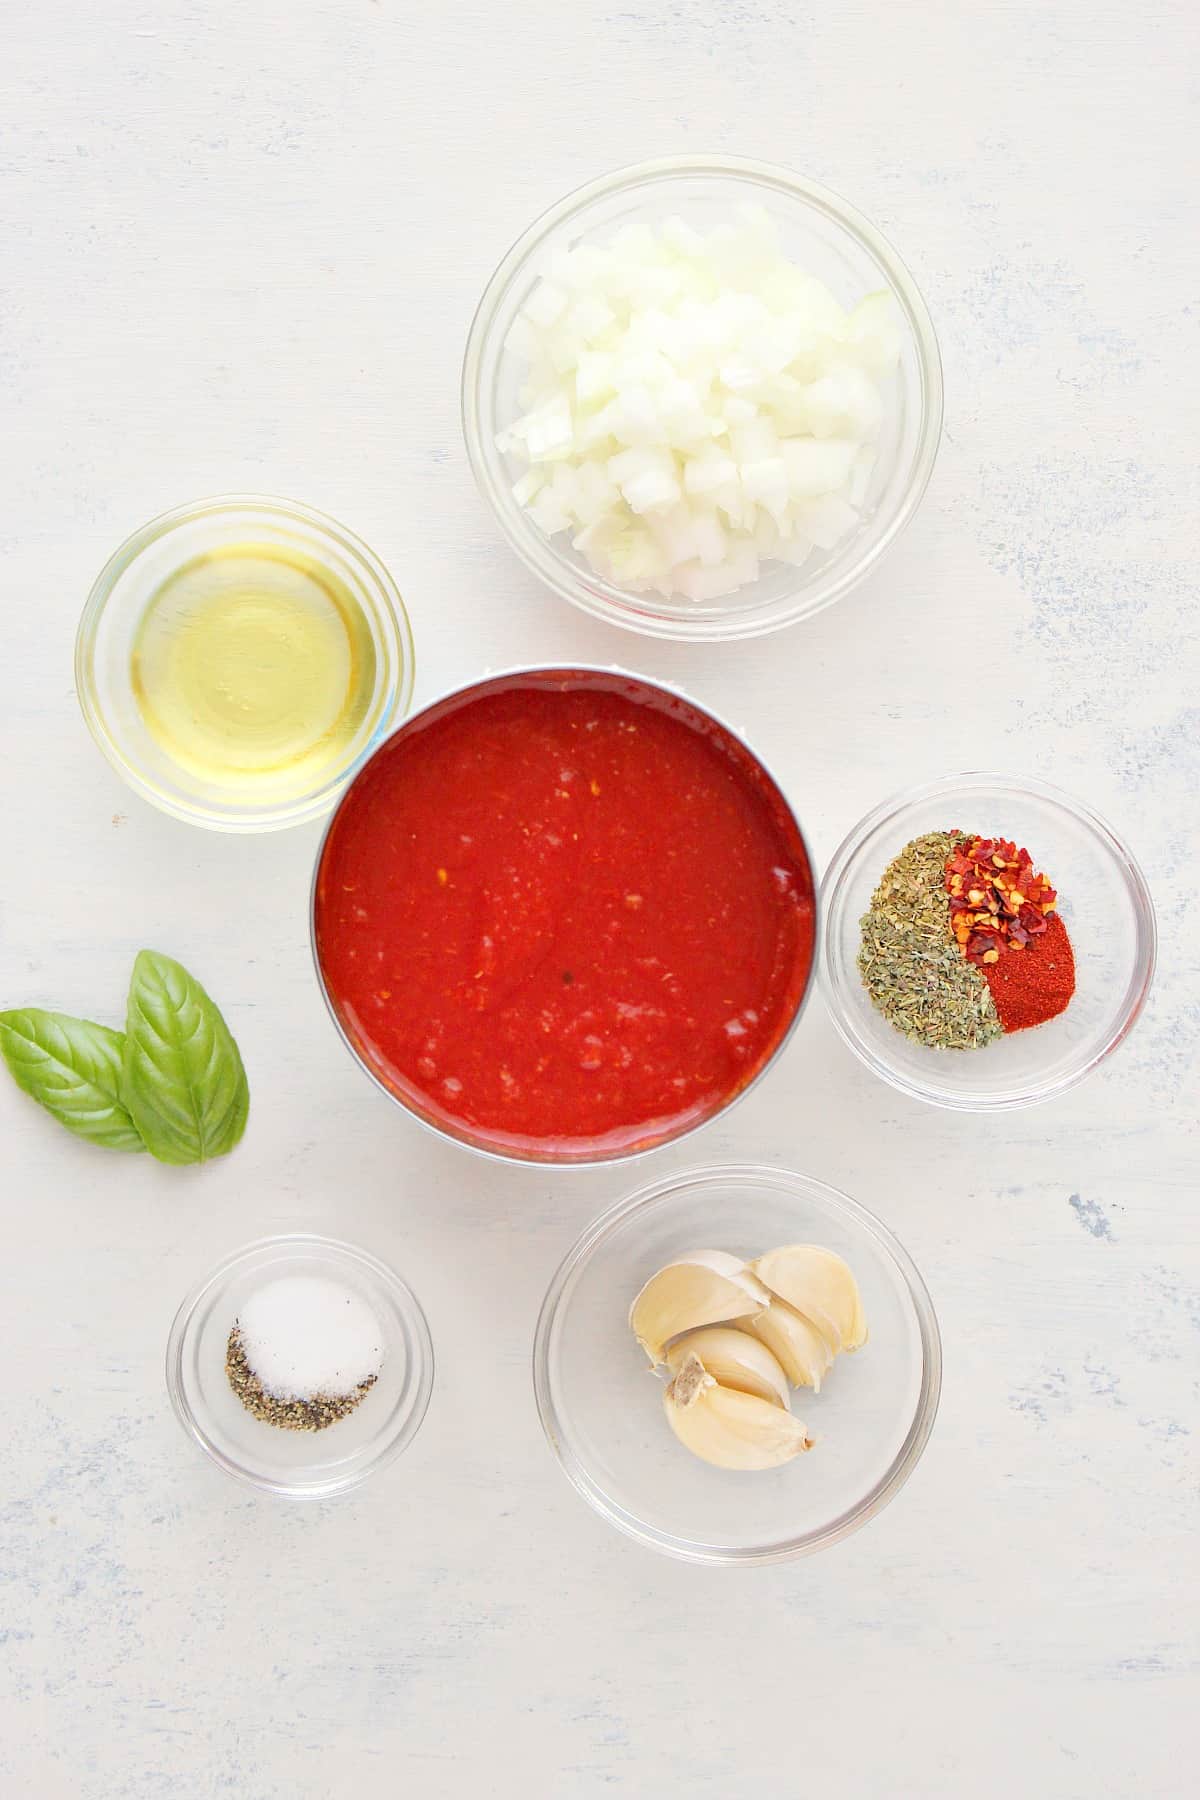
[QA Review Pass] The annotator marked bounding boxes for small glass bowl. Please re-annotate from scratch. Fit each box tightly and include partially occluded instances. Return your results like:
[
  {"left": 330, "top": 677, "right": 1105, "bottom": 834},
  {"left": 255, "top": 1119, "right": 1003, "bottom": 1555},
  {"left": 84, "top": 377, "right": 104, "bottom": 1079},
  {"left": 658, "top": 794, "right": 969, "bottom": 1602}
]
[
  {"left": 820, "top": 773, "right": 1157, "bottom": 1110},
  {"left": 76, "top": 495, "right": 414, "bottom": 832},
  {"left": 462, "top": 154, "right": 942, "bottom": 642},
  {"left": 166, "top": 1235, "right": 433, "bottom": 1497},
  {"left": 533, "top": 1164, "right": 940, "bottom": 1564}
]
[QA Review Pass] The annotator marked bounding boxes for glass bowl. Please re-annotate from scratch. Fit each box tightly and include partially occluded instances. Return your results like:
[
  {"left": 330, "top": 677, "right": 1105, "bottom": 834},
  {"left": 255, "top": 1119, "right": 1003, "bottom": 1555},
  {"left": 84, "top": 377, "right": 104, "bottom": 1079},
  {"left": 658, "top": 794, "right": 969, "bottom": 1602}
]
[
  {"left": 166, "top": 1235, "right": 433, "bottom": 1497},
  {"left": 533, "top": 1164, "right": 940, "bottom": 1564},
  {"left": 309, "top": 665, "right": 817, "bottom": 1168},
  {"left": 462, "top": 154, "right": 942, "bottom": 642},
  {"left": 76, "top": 495, "right": 414, "bottom": 832},
  {"left": 820, "top": 773, "right": 1157, "bottom": 1110}
]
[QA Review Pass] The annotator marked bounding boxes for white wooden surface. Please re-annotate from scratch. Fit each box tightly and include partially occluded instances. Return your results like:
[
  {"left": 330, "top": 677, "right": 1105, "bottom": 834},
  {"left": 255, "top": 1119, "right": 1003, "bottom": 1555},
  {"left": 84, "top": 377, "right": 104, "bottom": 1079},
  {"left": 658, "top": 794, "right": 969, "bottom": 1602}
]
[{"left": 2, "top": 3, "right": 1197, "bottom": 1794}]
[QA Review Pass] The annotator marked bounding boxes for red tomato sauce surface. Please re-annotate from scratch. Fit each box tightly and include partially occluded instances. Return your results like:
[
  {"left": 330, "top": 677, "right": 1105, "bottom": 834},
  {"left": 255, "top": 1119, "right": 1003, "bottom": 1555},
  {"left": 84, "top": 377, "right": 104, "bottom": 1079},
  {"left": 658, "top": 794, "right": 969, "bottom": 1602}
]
[{"left": 314, "top": 673, "right": 814, "bottom": 1159}]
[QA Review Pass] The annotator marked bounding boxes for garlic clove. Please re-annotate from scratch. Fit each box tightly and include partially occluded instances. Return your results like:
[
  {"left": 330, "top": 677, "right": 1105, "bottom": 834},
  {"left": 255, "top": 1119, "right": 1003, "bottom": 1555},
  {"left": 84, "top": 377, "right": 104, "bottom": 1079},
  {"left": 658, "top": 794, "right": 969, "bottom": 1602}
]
[
  {"left": 665, "top": 1325, "right": 791, "bottom": 1409},
  {"left": 629, "top": 1251, "right": 769, "bottom": 1365},
  {"left": 735, "top": 1297, "right": 835, "bottom": 1390},
  {"left": 846, "top": 1286, "right": 869, "bottom": 1353},
  {"left": 749, "top": 1245, "right": 866, "bottom": 1353},
  {"left": 663, "top": 1353, "right": 813, "bottom": 1470}
]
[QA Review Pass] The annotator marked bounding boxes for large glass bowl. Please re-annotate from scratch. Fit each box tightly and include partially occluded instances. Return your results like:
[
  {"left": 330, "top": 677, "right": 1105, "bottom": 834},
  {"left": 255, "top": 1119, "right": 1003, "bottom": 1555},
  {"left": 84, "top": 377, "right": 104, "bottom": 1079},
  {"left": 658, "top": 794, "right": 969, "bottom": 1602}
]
[
  {"left": 462, "top": 154, "right": 942, "bottom": 642},
  {"left": 819, "top": 773, "right": 1157, "bottom": 1110},
  {"left": 533, "top": 1164, "right": 940, "bottom": 1564},
  {"left": 76, "top": 495, "right": 414, "bottom": 832},
  {"left": 166, "top": 1235, "right": 434, "bottom": 1497}
]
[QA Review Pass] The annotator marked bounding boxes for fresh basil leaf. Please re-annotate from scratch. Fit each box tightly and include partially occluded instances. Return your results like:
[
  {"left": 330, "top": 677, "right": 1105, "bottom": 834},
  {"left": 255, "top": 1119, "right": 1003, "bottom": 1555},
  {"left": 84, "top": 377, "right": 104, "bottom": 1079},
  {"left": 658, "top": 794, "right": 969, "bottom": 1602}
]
[
  {"left": 0, "top": 1009, "right": 145, "bottom": 1151},
  {"left": 121, "top": 950, "right": 249, "bottom": 1165}
]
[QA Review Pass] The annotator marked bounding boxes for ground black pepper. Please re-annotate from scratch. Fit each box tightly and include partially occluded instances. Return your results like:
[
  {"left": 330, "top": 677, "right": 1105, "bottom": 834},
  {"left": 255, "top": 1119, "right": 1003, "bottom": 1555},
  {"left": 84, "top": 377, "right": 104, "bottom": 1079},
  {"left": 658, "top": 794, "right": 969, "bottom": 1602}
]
[{"left": 225, "top": 1325, "right": 376, "bottom": 1431}]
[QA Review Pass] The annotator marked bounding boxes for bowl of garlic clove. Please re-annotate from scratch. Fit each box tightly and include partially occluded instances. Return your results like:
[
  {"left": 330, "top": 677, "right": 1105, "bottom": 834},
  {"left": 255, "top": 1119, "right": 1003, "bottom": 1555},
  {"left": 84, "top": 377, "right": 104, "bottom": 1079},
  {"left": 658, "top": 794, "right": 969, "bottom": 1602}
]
[{"left": 533, "top": 1163, "right": 940, "bottom": 1565}]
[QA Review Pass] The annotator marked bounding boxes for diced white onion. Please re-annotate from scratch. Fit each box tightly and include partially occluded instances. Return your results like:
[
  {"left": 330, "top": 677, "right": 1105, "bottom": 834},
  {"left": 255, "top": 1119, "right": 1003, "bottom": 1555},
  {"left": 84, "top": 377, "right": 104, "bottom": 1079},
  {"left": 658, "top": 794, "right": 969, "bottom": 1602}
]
[
  {"left": 800, "top": 493, "right": 860, "bottom": 551},
  {"left": 496, "top": 207, "right": 898, "bottom": 601},
  {"left": 780, "top": 437, "right": 860, "bottom": 498}
]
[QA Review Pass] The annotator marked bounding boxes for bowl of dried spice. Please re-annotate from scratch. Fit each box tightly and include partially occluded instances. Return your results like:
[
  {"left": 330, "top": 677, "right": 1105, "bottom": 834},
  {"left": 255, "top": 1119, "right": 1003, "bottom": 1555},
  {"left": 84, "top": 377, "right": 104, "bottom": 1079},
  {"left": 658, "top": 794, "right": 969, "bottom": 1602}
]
[
  {"left": 819, "top": 773, "right": 1156, "bottom": 1110},
  {"left": 166, "top": 1235, "right": 434, "bottom": 1496}
]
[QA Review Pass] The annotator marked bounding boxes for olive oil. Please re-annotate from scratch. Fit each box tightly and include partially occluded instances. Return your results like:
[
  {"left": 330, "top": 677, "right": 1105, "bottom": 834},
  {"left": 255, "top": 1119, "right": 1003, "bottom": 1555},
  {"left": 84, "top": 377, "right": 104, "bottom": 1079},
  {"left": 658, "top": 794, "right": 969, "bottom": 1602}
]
[{"left": 131, "top": 544, "right": 377, "bottom": 798}]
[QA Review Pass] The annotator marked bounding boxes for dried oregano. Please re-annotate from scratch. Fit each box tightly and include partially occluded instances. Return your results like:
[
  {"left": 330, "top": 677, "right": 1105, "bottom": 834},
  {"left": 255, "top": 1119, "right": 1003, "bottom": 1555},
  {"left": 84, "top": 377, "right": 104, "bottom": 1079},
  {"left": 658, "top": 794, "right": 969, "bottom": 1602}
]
[{"left": 857, "top": 830, "right": 1002, "bottom": 1051}]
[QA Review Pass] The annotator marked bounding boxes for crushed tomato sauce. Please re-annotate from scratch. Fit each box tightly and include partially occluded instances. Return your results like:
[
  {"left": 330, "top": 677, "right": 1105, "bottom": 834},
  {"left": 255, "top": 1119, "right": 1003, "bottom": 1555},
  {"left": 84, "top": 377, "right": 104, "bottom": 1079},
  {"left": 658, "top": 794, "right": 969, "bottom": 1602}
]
[{"left": 315, "top": 674, "right": 814, "bottom": 1158}]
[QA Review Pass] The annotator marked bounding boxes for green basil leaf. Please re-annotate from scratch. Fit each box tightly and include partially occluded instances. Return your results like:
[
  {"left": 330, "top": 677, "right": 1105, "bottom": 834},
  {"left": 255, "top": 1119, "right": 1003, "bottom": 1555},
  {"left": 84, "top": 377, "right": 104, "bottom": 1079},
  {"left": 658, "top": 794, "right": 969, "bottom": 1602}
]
[
  {"left": 121, "top": 950, "right": 249, "bottom": 1165},
  {"left": 0, "top": 1009, "right": 145, "bottom": 1151}
]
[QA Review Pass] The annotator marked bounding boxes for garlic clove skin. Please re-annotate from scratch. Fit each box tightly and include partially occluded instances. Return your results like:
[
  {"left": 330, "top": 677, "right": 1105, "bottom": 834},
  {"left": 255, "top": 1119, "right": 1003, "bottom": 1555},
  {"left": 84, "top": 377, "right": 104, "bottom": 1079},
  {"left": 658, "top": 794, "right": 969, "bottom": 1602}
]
[
  {"left": 663, "top": 1353, "right": 813, "bottom": 1471},
  {"left": 666, "top": 1348, "right": 715, "bottom": 1407},
  {"left": 665, "top": 1325, "right": 791, "bottom": 1409},
  {"left": 749, "top": 1246, "right": 866, "bottom": 1354},
  {"left": 682, "top": 1249, "right": 773, "bottom": 1300},
  {"left": 629, "top": 1252, "right": 769, "bottom": 1365},
  {"left": 735, "top": 1298, "right": 835, "bottom": 1390}
]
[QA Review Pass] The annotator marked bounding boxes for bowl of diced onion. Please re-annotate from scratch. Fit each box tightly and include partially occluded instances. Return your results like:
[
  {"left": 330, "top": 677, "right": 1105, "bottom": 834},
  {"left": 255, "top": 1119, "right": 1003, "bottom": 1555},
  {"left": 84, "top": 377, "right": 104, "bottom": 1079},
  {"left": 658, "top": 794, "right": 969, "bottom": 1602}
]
[{"left": 462, "top": 155, "right": 943, "bottom": 642}]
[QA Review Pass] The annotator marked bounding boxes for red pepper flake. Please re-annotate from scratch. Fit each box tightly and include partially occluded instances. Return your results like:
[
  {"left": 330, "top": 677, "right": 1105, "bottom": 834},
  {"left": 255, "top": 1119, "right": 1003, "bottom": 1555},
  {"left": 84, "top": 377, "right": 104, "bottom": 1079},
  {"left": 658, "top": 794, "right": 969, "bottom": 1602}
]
[
  {"left": 944, "top": 835, "right": 1058, "bottom": 967},
  {"left": 983, "top": 910, "right": 1076, "bottom": 1031}
]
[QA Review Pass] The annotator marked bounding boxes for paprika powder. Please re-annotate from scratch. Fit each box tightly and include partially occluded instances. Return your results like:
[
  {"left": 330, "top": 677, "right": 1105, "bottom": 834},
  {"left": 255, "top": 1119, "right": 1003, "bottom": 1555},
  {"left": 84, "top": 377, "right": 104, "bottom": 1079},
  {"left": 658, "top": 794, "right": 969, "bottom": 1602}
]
[{"left": 982, "top": 910, "right": 1076, "bottom": 1032}]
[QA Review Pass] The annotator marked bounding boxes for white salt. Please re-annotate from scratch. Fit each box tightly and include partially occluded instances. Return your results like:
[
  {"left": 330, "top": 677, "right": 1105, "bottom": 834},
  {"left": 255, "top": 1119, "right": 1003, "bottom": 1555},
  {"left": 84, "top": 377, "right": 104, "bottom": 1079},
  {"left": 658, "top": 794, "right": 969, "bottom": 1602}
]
[{"left": 236, "top": 1276, "right": 384, "bottom": 1400}]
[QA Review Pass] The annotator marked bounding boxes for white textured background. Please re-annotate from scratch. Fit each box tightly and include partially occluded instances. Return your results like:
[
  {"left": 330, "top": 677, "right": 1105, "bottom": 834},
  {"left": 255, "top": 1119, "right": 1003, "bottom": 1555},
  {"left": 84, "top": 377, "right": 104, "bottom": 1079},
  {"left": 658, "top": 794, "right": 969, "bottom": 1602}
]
[{"left": 2, "top": 2, "right": 1197, "bottom": 1795}]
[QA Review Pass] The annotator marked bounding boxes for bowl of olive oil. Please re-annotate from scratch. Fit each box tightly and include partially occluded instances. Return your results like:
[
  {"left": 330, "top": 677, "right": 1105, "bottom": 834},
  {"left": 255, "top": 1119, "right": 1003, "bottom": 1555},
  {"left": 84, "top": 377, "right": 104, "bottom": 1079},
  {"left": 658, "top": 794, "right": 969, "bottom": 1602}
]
[{"left": 76, "top": 497, "right": 413, "bottom": 831}]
